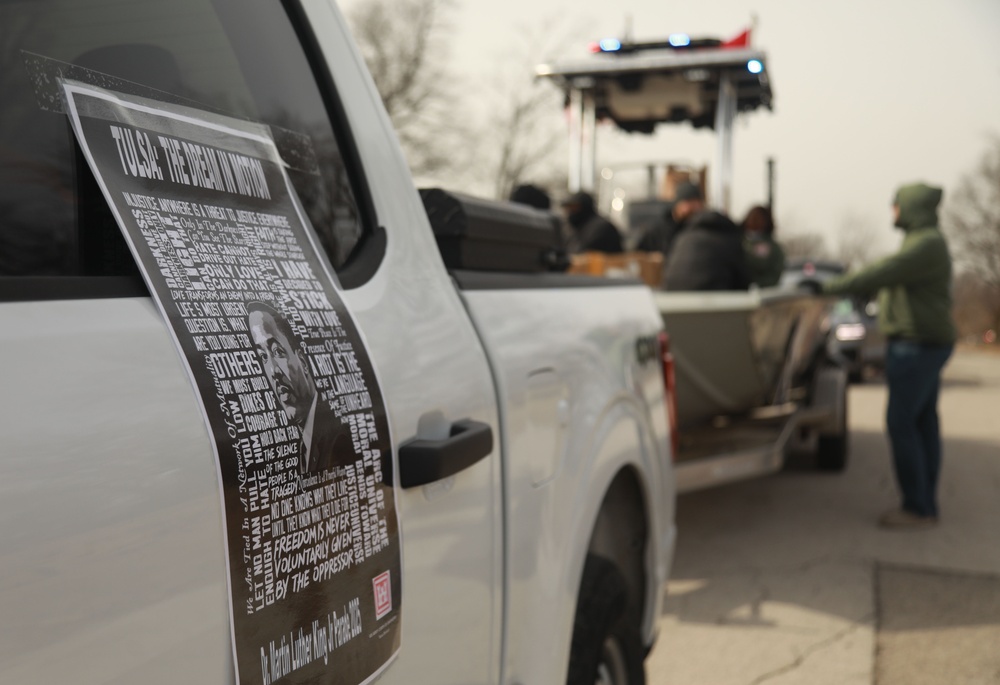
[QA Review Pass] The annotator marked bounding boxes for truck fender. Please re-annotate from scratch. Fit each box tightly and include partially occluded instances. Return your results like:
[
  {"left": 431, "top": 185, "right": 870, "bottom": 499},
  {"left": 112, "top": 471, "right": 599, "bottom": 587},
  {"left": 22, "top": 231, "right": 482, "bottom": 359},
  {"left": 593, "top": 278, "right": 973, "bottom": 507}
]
[{"left": 561, "top": 400, "right": 673, "bottom": 659}]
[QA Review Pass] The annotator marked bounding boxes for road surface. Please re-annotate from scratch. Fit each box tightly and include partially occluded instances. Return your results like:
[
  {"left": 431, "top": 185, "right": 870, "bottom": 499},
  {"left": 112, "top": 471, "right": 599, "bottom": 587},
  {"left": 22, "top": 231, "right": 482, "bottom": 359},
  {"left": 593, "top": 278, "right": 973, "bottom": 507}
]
[{"left": 647, "top": 347, "right": 1000, "bottom": 684}]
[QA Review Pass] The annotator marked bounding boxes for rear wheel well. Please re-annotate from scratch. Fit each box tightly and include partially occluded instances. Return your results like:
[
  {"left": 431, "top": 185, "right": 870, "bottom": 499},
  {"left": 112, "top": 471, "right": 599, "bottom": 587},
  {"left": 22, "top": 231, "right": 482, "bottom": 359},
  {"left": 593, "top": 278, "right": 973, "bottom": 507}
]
[{"left": 586, "top": 468, "right": 649, "bottom": 627}]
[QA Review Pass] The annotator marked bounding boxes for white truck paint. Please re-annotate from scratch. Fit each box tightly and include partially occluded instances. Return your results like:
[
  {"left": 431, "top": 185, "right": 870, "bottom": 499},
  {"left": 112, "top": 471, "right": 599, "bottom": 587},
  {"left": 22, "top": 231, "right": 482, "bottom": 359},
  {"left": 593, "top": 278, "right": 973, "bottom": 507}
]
[{"left": 0, "top": 2, "right": 674, "bottom": 684}]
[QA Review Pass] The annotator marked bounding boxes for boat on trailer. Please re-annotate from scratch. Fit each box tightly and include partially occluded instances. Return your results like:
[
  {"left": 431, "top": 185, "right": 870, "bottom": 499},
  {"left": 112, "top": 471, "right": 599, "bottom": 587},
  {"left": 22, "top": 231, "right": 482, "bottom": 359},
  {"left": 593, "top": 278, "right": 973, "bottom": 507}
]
[{"left": 537, "top": 28, "right": 848, "bottom": 484}]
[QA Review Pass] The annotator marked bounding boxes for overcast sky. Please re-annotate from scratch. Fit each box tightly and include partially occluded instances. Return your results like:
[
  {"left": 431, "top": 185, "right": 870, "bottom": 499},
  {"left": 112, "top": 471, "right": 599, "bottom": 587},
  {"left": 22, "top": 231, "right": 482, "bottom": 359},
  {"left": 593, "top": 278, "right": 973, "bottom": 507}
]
[{"left": 345, "top": 0, "right": 1000, "bottom": 255}]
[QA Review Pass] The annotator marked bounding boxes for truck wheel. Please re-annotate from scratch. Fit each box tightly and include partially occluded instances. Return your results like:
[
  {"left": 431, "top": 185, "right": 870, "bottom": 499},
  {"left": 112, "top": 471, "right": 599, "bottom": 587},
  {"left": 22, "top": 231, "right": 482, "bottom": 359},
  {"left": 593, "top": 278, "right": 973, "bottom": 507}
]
[{"left": 567, "top": 554, "right": 646, "bottom": 685}]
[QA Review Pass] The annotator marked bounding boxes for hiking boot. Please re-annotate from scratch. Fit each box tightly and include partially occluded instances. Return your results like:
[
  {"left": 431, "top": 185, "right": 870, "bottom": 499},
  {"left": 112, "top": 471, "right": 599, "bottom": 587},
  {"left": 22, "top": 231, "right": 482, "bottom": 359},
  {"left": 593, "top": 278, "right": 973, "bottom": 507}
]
[{"left": 878, "top": 508, "right": 938, "bottom": 529}]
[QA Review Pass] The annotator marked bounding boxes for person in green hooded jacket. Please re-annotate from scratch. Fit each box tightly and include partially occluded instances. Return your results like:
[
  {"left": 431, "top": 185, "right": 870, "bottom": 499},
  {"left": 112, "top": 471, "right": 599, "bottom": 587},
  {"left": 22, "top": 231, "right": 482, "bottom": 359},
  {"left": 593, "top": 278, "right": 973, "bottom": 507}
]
[{"left": 823, "top": 182, "right": 955, "bottom": 529}]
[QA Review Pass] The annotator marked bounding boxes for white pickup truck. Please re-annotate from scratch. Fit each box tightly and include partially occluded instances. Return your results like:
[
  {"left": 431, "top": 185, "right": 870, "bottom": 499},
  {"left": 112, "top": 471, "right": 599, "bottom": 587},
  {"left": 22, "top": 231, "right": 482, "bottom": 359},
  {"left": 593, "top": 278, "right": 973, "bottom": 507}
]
[{"left": 0, "top": 2, "right": 674, "bottom": 685}]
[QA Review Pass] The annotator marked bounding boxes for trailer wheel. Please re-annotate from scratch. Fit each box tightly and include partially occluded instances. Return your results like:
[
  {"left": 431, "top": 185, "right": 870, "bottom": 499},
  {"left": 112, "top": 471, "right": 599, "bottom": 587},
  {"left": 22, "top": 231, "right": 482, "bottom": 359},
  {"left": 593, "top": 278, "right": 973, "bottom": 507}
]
[
  {"left": 807, "top": 363, "right": 849, "bottom": 472},
  {"left": 567, "top": 554, "right": 646, "bottom": 685},
  {"left": 817, "top": 432, "right": 848, "bottom": 471},
  {"left": 816, "top": 377, "right": 849, "bottom": 471}
]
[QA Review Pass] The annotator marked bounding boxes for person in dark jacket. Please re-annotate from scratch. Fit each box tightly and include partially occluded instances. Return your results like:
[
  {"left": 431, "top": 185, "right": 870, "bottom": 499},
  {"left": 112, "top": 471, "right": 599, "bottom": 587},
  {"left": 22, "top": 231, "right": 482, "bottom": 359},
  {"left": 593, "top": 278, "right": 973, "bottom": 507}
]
[
  {"left": 560, "top": 191, "right": 623, "bottom": 253},
  {"left": 634, "top": 181, "right": 703, "bottom": 257},
  {"left": 823, "top": 182, "right": 955, "bottom": 529},
  {"left": 661, "top": 184, "right": 750, "bottom": 291},
  {"left": 742, "top": 204, "right": 786, "bottom": 287}
]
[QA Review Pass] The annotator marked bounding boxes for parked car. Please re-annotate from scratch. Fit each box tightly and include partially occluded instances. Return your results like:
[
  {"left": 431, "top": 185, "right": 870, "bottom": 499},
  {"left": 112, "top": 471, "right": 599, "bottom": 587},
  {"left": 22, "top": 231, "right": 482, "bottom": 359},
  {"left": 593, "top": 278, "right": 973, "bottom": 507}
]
[
  {"left": 827, "top": 297, "right": 886, "bottom": 382},
  {"left": 779, "top": 259, "right": 884, "bottom": 381},
  {"left": 778, "top": 258, "right": 846, "bottom": 289}
]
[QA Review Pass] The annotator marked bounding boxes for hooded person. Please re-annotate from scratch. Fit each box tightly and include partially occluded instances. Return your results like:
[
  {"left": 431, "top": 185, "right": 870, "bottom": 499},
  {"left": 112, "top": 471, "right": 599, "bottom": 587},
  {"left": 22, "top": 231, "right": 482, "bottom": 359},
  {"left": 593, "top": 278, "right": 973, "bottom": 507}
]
[
  {"left": 823, "top": 182, "right": 956, "bottom": 528},
  {"left": 560, "top": 190, "right": 623, "bottom": 254},
  {"left": 660, "top": 183, "right": 750, "bottom": 291}
]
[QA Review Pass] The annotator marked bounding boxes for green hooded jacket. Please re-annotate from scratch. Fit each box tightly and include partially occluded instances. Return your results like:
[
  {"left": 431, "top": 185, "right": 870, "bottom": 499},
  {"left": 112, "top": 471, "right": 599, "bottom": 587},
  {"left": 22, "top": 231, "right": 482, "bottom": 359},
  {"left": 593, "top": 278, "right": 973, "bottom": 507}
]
[{"left": 823, "top": 182, "right": 956, "bottom": 346}]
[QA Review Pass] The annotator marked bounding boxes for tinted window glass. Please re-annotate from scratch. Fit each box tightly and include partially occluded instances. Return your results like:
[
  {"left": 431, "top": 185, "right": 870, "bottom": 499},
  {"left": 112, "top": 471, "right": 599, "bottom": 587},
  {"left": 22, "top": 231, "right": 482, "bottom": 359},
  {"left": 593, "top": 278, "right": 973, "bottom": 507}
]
[{"left": 0, "top": 0, "right": 363, "bottom": 278}]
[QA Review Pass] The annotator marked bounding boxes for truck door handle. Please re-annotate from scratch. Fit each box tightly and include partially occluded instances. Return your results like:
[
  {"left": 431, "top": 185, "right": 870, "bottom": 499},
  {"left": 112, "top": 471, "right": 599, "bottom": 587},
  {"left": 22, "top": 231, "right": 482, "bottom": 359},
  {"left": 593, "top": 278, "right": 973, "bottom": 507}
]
[{"left": 397, "top": 419, "right": 494, "bottom": 489}]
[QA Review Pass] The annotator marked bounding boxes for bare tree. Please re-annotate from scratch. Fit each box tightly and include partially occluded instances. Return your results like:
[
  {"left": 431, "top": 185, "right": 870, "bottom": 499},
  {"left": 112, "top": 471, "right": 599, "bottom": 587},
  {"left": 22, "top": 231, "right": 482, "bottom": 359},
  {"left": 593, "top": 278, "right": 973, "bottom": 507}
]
[
  {"left": 942, "top": 136, "right": 1000, "bottom": 287},
  {"left": 942, "top": 135, "right": 1000, "bottom": 337},
  {"left": 346, "top": 0, "right": 464, "bottom": 177},
  {"left": 780, "top": 232, "right": 829, "bottom": 261},
  {"left": 489, "top": 78, "right": 563, "bottom": 200},
  {"left": 479, "top": 20, "right": 577, "bottom": 200},
  {"left": 952, "top": 272, "right": 1000, "bottom": 342},
  {"left": 834, "top": 211, "right": 880, "bottom": 270}
]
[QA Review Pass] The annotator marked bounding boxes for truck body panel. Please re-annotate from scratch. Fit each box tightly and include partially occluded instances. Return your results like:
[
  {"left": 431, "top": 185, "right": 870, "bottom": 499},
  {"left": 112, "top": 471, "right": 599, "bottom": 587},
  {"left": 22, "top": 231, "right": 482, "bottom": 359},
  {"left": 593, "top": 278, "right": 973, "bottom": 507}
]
[
  {"left": 0, "top": 1, "right": 674, "bottom": 683},
  {"left": 0, "top": 298, "right": 231, "bottom": 683},
  {"left": 459, "top": 284, "right": 674, "bottom": 682}
]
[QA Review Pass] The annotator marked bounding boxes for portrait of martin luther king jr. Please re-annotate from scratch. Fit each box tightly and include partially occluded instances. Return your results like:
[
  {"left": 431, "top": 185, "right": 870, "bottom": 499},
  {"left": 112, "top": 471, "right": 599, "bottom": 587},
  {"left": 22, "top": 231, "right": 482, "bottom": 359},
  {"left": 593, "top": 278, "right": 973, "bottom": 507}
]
[{"left": 247, "top": 301, "right": 352, "bottom": 476}]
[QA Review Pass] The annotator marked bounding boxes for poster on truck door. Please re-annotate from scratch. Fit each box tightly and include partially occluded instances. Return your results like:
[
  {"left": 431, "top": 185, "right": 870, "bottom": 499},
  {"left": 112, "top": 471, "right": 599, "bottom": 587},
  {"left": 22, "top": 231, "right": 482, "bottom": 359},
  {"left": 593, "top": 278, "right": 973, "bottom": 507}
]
[{"left": 63, "top": 82, "right": 401, "bottom": 685}]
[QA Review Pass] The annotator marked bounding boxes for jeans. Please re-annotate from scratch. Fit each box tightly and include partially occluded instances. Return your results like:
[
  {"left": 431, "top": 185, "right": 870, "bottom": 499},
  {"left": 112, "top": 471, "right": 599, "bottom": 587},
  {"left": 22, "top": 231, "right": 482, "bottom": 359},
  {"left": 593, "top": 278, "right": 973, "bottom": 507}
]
[{"left": 884, "top": 340, "right": 953, "bottom": 517}]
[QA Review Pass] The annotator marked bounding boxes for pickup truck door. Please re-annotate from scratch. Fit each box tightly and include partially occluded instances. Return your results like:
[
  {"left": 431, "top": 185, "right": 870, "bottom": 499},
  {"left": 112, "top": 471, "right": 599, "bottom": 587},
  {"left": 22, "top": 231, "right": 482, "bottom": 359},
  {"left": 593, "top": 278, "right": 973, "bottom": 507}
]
[
  {"left": 0, "top": 1, "right": 501, "bottom": 683},
  {"left": 305, "top": 11, "right": 506, "bottom": 685}
]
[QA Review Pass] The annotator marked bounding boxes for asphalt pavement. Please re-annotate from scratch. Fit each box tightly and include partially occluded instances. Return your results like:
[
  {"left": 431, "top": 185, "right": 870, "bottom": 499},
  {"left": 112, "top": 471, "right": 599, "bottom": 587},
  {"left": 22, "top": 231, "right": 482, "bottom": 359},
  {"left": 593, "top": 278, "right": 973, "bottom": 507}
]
[{"left": 646, "top": 347, "right": 1000, "bottom": 684}]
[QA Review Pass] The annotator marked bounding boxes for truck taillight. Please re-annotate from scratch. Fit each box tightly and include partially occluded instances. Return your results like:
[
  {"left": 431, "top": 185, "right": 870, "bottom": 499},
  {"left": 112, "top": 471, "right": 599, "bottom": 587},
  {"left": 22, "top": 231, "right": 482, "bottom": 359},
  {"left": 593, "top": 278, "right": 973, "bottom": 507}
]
[{"left": 659, "top": 331, "right": 679, "bottom": 461}]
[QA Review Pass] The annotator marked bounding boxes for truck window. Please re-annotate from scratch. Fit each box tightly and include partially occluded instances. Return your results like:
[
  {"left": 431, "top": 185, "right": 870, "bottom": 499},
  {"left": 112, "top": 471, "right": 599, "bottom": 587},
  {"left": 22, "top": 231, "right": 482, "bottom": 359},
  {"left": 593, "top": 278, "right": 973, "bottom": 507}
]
[{"left": 0, "top": 0, "right": 370, "bottom": 296}]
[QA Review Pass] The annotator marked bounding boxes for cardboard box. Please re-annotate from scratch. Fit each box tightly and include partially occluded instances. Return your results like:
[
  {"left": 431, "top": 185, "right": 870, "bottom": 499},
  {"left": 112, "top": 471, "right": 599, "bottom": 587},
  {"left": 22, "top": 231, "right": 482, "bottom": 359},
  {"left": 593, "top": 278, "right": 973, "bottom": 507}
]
[{"left": 569, "top": 251, "right": 664, "bottom": 289}]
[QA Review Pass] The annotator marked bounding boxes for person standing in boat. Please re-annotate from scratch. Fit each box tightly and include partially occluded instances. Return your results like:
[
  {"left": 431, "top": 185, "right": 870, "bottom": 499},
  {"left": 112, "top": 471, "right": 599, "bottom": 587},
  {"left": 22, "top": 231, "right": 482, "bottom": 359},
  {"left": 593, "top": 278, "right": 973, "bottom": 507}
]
[
  {"left": 822, "top": 182, "right": 955, "bottom": 529},
  {"left": 661, "top": 182, "right": 750, "bottom": 291},
  {"left": 634, "top": 181, "right": 704, "bottom": 257},
  {"left": 560, "top": 190, "right": 624, "bottom": 253},
  {"left": 741, "top": 204, "right": 786, "bottom": 287}
]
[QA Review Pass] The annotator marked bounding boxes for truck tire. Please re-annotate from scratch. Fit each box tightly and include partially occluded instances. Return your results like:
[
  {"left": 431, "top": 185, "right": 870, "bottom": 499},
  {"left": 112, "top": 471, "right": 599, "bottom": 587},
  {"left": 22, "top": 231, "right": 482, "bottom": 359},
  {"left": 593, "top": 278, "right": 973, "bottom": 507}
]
[{"left": 567, "top": 554, "right": 646, "bottom": 685}]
